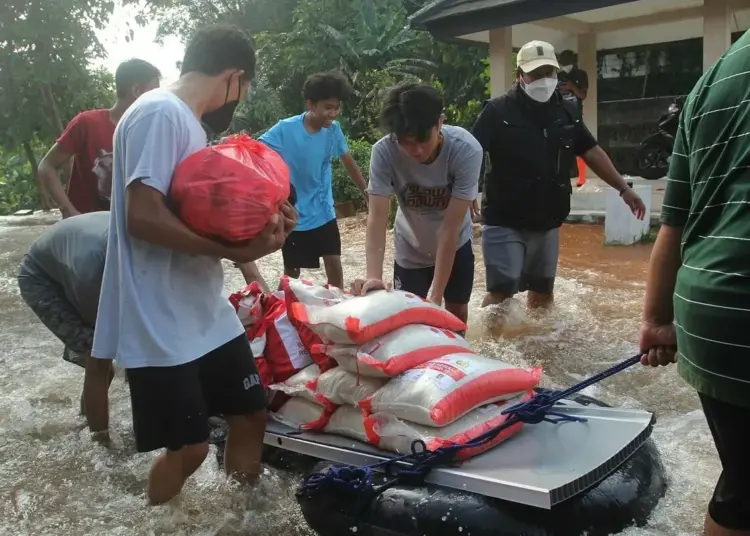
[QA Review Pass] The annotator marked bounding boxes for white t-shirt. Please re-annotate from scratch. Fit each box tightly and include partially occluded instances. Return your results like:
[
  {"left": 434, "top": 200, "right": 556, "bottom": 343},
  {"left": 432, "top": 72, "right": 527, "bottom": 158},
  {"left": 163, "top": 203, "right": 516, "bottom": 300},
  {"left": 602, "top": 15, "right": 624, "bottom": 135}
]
[{"left": 92, "top": 89, "right": 243, "bottom": 369}]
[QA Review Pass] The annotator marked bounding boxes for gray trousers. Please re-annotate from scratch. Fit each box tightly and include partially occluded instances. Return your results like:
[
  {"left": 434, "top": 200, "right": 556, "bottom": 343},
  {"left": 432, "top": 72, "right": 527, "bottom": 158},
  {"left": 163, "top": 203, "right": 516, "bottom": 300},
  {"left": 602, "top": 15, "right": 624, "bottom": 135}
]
[
  {"left": 17, "top": 260, "right": 92, "bottom": 368},
  {"left": 481, "top": 225, "right": 560, "bottom": 295}
]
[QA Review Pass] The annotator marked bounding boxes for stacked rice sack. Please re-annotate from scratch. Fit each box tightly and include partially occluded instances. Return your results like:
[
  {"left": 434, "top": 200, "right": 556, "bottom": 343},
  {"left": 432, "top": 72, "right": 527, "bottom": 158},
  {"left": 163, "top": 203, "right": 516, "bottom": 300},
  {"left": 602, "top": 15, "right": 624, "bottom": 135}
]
[{"left": 263, "top": 279, "right": 542, "bottom": 461}]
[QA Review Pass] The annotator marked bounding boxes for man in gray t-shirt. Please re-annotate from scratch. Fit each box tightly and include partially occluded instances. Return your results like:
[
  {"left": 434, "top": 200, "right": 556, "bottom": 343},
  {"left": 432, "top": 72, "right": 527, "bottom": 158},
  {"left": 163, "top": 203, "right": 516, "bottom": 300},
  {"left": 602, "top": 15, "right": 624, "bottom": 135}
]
[
  {"left": 17, "top": 211, "right": 114, "bottom": 439},
  {"left": 359, "top": 83, "right": 482, "bottom": 326}
]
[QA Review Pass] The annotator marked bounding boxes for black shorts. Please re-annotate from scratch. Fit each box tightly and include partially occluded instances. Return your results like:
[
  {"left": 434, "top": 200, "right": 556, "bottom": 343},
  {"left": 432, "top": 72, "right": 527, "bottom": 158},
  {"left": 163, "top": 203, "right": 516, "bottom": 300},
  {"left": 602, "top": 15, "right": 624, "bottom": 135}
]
[
  {"left": 17, "top": 261, "right": 92, "bottom": 368},
  {"left": 699, "top": 392, "right": 750, "bottom": 530},
  {"left": 393, "top": 240, "right": 475, "bottom": 305},
  {"left": 282, "top": 218, "right": 341, "bottom": 270},
  {"left": 126, "top": 334, "right": 267, "bottom": 453}
]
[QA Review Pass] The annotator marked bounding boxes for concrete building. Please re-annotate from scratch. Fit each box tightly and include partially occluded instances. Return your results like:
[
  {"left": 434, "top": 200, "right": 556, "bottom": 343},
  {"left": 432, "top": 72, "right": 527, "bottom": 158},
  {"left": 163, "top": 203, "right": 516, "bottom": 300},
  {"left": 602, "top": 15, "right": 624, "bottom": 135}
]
[{"left": 411, "top": 0, "right": 750, "bottom": 141}]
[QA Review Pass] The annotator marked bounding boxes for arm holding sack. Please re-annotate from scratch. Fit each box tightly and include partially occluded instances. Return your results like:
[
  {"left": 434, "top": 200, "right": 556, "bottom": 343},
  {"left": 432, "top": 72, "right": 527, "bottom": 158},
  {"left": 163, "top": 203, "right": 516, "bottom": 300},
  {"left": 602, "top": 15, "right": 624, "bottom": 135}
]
[
  {"left": 429, "top": 139, "right": 482, "bottom": 305},
  {"left": 124, "top": 111, "right": 290, "bottom": 263},
  {"left": 354, "top": 143, "right": 394, "bottom": 295}
]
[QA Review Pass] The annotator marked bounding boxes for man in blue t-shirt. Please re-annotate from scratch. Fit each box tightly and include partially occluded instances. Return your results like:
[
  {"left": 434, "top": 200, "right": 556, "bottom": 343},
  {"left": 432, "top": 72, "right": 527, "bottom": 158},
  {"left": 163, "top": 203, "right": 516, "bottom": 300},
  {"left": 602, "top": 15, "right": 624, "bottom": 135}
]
[{"left": 260, "top": 71, "right": 367, "bottom": 288}]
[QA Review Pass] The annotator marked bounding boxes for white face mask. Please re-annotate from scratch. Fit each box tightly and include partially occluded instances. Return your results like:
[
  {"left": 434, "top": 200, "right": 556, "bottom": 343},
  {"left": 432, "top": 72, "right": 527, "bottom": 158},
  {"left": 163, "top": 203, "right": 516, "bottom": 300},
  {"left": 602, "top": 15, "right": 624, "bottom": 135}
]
[
  {"left": 521, "top": 77, "right": 558, "bottom": 103},
  {"left": 561, "top": 65, "right": 573, "bottom": 73}
]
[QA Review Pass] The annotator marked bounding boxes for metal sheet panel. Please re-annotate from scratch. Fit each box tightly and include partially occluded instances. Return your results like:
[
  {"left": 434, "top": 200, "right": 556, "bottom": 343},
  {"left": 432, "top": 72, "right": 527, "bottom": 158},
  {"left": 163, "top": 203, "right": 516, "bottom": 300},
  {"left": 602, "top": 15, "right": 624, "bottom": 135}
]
[{"left": 265, "top": 399, "right": 655, "bottom": 509}]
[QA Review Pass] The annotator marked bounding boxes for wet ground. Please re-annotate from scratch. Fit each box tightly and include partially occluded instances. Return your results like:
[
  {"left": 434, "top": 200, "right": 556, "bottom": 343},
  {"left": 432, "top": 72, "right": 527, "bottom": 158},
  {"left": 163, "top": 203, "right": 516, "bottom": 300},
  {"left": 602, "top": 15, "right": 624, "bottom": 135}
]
[{"left": 0, "top": 213, "right": 717, "bottom": 536}]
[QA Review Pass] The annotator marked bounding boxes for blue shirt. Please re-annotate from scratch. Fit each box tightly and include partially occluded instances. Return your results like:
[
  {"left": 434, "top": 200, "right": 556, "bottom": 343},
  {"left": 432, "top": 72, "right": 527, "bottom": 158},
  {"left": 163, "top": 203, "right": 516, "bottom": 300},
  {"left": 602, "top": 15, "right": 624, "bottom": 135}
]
[
  {"left": 92, "top": 89, "right": 243, "bottom": 368},
  {"left": 260, "top": 114, "right": 349, "bottom": 231}
]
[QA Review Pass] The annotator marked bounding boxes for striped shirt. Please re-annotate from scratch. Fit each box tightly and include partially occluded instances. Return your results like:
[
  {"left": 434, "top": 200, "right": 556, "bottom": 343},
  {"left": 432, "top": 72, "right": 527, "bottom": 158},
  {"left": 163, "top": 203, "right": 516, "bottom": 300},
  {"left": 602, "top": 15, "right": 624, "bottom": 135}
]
[{"left": 660, "top": 29, "right": 750, "bottom": 408}]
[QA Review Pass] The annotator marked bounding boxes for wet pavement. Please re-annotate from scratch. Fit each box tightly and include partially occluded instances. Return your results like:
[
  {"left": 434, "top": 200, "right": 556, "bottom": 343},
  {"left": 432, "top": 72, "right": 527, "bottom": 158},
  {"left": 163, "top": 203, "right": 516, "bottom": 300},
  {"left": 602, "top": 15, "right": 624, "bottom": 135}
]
[{"left": 0, "top": 213, "right": 717, "bottom": 535}]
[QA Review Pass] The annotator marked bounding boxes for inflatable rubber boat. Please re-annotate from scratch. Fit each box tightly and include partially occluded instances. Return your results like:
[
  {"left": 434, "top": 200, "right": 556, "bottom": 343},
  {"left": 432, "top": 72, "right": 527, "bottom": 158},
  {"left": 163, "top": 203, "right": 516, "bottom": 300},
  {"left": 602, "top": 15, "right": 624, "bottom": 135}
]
[{"left": 210, "top": 390, "right": 666, "bottom": 536}]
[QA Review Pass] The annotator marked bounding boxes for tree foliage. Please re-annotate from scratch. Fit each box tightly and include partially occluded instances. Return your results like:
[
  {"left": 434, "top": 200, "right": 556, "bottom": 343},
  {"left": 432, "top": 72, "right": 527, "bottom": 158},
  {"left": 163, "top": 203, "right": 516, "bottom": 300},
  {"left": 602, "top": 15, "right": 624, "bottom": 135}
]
[{"left": 0, "top": 0, "right": 120, "bottom": 213}]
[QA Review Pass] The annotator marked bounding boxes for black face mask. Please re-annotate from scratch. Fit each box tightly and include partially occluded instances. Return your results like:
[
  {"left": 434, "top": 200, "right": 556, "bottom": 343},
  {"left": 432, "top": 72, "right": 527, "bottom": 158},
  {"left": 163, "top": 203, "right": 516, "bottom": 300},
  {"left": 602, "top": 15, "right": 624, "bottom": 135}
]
[{"left": 201, "top": 76, "right": 242, "bottom": 135}]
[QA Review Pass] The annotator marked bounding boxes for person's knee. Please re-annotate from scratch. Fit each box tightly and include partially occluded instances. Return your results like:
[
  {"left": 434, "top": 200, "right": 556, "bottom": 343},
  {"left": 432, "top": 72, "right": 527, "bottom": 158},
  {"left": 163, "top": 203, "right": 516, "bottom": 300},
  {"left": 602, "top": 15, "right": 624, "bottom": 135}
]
[
  {"left": 177, "top": 442, "right": 210, "bottom": 477},
  {"left": 226, "top": 410, "right": 267, "bottom": 438}
]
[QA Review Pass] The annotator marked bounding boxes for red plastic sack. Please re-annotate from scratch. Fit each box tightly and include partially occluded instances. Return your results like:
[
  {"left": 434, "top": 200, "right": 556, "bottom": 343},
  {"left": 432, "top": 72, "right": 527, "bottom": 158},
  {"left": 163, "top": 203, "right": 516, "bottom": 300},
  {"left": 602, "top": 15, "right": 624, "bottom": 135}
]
[
  {"left": 228, "top": 282, "right": 267, "bottom": 327},
  {"left": 279, "top": 276, "right": 346, "bottom": 372},
  {"left": 261, "top": 294, "right": 314, "bottom": 382},
  {"left": 170, "top": 134, "right": 290, "bottom": 243}
]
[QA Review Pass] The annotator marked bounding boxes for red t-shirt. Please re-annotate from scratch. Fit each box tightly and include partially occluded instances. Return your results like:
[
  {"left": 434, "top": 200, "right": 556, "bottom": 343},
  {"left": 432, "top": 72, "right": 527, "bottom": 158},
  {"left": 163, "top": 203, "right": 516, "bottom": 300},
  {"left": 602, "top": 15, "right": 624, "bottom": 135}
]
[{"left": 56, "top": 109, "right": 115, "bottom": 214}]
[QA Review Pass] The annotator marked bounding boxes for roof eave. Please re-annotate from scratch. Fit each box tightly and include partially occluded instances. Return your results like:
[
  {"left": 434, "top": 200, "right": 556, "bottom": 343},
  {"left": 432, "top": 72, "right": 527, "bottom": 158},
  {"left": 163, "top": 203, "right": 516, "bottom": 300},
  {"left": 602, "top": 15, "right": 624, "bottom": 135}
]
[{"left": 410, "top": 0, "right": 639, "bottom": 37}]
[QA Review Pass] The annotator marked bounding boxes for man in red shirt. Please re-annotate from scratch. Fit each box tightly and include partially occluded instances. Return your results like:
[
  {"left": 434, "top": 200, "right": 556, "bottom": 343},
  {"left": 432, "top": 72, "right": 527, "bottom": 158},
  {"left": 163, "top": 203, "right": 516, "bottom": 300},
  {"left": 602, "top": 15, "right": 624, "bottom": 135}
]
[{"left": 38, "top": 59, "right": 161, "bottom": 218}]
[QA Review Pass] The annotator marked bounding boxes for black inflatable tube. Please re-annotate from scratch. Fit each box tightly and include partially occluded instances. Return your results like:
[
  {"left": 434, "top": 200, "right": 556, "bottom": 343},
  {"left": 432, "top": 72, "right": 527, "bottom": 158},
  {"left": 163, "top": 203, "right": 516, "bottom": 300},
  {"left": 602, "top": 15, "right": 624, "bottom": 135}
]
[{"left": 210, "top": 393, "right": 667, "bottom": 536}]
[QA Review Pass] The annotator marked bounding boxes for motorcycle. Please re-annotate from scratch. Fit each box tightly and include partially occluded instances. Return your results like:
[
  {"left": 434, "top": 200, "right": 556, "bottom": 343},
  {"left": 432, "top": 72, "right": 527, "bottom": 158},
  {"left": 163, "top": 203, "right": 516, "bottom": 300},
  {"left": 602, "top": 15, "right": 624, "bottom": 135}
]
[{"left": 635, "top": 96, "right": 686, "bottom": 180}]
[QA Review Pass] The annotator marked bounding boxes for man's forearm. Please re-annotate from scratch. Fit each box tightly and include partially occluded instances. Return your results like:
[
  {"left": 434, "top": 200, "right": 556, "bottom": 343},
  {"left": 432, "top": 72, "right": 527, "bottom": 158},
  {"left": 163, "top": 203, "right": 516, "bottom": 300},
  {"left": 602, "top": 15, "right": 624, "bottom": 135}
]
[
  {"left": 431, "top": 229, "right": 461, "bottom": 301},
  {"left": 365, "top": 222, "right": 387, "bottom": 280},
  {"left": 347, "top": 164, "right": 368, "bottom": 192},
  {"left": 582, "top": 146, "right": 629, "bottom": 192},
  {"left": 38, "top": 162, "right": 75, "bottom": 212},
  {"left": 643, "top": 224, "right": 683, "bottom": 324},
  {"left": 128, "top": 203, "right": 231, "bottom": 259},
  {"left": 237, "top": 261, "right": 270, "bottom": 292}
]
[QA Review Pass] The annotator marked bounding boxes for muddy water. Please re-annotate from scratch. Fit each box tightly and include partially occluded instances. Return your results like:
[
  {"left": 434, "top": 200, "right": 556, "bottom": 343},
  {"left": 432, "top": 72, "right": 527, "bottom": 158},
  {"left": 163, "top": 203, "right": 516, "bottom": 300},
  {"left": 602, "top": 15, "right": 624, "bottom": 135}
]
[{"left": 0, "top": 214, "right": 716, "bottom": 536}]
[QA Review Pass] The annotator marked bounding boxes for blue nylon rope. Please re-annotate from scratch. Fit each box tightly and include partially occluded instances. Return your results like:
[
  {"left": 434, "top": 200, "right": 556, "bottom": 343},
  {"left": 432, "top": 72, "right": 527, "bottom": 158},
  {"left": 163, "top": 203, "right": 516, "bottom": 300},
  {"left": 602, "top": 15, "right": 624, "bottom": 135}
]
[{"left": 296, "top": 354, "right": 642, "bottom": 500}]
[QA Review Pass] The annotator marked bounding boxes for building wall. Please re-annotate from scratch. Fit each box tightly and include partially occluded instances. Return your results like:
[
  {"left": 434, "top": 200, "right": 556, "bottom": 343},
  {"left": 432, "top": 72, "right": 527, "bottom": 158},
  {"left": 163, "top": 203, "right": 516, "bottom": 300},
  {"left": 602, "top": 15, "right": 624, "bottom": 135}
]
[{"left": 596, "top": 31, "right": 743, "bottom": 174}]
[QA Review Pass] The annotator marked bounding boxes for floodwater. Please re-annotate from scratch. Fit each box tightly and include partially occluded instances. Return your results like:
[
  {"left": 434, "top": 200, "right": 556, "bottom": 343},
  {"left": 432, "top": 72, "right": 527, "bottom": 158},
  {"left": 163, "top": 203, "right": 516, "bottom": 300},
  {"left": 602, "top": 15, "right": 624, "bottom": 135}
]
[{"left": 0, "top": 213, "right": 717, "bottom": 536}]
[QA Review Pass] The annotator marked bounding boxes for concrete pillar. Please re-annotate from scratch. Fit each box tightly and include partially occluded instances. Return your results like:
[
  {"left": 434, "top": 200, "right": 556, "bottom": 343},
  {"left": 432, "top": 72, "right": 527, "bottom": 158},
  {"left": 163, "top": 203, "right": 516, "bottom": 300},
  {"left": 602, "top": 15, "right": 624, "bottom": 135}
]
[
  {"left": 703, "top": 0, "right": 731, "bottom": 71},
  {"left": 605, "top": 184, "right": 652, "bottom": 245},
  {"left": 577, "top": 32, "right": 598, "bottom": 140},
  {"left": 489, "top": 27, "right": 513, "bottom": 98}
]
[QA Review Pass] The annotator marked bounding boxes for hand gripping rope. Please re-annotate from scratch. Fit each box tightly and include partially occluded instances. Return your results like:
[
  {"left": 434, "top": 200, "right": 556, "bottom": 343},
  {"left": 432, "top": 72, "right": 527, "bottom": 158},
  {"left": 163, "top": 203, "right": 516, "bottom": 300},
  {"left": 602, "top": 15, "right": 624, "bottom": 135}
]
[{"left": 296, "top": 354, "right": 642, "bottom": 505}]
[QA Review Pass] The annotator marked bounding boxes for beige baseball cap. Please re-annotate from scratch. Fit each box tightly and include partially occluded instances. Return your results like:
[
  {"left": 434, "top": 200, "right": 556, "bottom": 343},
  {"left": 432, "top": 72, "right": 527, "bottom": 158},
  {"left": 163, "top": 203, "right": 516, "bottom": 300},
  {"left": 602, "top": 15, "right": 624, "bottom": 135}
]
[{"left": 517, "top": 40, "right": 560, "bottom": 73}]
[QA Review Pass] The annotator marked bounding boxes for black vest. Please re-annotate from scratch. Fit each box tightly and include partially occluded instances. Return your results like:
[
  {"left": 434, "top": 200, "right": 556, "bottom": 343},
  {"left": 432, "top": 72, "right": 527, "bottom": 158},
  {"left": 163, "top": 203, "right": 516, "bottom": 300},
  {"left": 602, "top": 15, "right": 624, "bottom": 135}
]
[{"left": 481, "top": 85, "right": 578, "bottom": 231}]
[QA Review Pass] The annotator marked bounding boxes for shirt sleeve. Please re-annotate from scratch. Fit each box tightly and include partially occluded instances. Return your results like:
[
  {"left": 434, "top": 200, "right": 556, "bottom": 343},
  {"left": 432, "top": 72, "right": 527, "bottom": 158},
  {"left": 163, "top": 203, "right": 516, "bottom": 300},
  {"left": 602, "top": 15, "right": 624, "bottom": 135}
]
[
  {"left": 450, "top": 138, "right": 482, "bottom": 201},
  {"left": 334, "top": 123, "right": 349, "bottom": 157},
  {"left": 56, "top": 113, "right": 85, "bottom": 154},
  {"left": 367, "top": 141, "right": 395, "bottom": 197},
  {"left": 121, "top": 110, "right": 183, "bottom": 195},
  {"left": 259, "top": 122, "right": 284, "bottom": 155},
  {"left": 470, "top": 100, "right": 498, "bottom": 151},
  {"left": 660, "top": 117, "right": 691, "bottom": 227},
  {"left": 573, "top": 119, "right": 599, "bottom": 156}
]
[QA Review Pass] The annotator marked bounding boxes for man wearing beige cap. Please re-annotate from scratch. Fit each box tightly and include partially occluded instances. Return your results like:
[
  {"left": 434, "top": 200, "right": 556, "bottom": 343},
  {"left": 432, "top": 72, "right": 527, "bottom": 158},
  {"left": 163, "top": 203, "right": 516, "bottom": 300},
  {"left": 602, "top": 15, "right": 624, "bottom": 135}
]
[{"left": 472, "top": 40, "right": 645, "bottom": 313}]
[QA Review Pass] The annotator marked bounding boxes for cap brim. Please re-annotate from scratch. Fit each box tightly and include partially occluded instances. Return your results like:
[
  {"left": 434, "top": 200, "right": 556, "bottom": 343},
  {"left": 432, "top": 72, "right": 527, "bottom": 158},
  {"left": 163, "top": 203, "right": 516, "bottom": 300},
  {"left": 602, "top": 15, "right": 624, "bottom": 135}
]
[{"left": 519, "top": 58, "right": 560, "bottom": 73}]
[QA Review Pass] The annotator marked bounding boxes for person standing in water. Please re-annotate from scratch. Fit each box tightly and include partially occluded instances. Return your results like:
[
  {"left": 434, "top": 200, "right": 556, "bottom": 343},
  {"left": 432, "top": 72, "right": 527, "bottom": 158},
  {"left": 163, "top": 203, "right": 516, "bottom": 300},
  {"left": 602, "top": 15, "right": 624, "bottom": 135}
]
[
  {"left": 38, "top": 59, "right": 161, "bottom": 217},
  {"left": 17, "top": 212, "right": 115, "bottom": 443},
  {"left": 354, "top": 83, "right": 482, "bottom": 328},
  {"left": 92, "top": 24, "right": 296, "bottom": 505},
  {"left": 557, "top": 49, "right": 590, "bottom": 188},
  {"left": 640, "top": 29, "right": 750, "bottom": 536},
  {"left": 260, "top": 71, "right": 367, "bottom": 289},
  {"left": 471, "top": 40, "right": 645, "bottom": 312}
]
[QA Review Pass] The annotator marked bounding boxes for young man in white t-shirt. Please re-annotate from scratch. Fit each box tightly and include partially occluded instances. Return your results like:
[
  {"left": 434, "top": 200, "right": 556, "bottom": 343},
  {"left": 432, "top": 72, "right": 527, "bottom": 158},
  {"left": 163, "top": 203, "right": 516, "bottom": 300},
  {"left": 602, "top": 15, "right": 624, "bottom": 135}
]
[{"left": 92, "top": 24, "right": 296, "bottom": 505}]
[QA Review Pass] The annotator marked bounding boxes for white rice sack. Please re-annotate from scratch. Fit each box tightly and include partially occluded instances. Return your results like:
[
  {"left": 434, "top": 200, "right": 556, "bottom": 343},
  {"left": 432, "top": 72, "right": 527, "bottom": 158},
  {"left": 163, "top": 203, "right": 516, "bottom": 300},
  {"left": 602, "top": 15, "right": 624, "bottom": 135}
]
[
  {"left": 271, "top": 396, "right": 332, "bottom": 431},
  {"left": 359, "top": 353, "right": 542, "bottom": 427},
  {"left": 315, "top": 324, "right": 472, "bottom": 378},
  {"left": 280, "top": 276, "right": 353, "bottom": 307},
  {"left": 267, "top": 364, "right": 325, "bottom": 406},
  {"left": 364, "top": 394, "right": 531, "bottom": 461},
  {"left": 288, "top": 289, "right": 467, "bottom": 345},
  {"left": 311, "top": 367, "right": 387, "bottom": 407},
  {"left": 323, "top": 405, "right": 369, "bottom": 444}
]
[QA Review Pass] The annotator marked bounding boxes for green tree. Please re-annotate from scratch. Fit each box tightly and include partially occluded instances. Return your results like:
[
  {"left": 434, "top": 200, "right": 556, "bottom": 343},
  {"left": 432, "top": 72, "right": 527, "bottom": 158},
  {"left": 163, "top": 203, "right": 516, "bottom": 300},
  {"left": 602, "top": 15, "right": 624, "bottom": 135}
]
[{"left": 0, "top": 0, "right": 117, "bottom": 210}]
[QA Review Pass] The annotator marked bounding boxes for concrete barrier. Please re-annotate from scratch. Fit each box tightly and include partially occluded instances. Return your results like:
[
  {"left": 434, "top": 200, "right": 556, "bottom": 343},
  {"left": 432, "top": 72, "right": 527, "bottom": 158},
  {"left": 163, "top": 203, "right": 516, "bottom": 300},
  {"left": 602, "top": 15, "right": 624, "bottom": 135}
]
[{"left": 604, "top": 184, "right": 652, "bottom": 244}]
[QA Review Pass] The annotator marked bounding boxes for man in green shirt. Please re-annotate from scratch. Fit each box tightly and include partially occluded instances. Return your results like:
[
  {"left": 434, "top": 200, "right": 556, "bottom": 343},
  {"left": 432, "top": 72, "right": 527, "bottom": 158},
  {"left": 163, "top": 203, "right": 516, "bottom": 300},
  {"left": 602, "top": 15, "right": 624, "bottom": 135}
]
[{"left": 640, "top": 29, "right": 750, "bottom": 535}]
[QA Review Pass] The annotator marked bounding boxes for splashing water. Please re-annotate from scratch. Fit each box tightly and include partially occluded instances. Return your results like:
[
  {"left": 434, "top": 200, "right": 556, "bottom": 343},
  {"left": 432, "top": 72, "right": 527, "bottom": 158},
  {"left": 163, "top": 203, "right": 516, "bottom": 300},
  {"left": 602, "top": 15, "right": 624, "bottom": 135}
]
[{"left": 0, "top": 213, "right": 717, "bottom": 535}]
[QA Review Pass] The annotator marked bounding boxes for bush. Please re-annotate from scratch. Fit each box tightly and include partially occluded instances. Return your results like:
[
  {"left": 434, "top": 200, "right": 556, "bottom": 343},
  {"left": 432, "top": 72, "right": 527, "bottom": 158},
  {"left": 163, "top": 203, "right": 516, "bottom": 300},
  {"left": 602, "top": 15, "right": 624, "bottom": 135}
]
[
  {"left": 332, "top": 137, "right": 371, "bottom": 210},
  {"left": 0, "top": 151, "right": 40, "bottom": 215}
]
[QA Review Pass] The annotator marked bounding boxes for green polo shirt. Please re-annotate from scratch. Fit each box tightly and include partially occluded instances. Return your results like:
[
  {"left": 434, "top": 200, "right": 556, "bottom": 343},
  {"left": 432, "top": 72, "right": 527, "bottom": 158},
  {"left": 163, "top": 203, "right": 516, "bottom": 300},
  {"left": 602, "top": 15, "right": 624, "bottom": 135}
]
[{"left": 660, "top": 29, "right": 750, "bottom": 408}]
